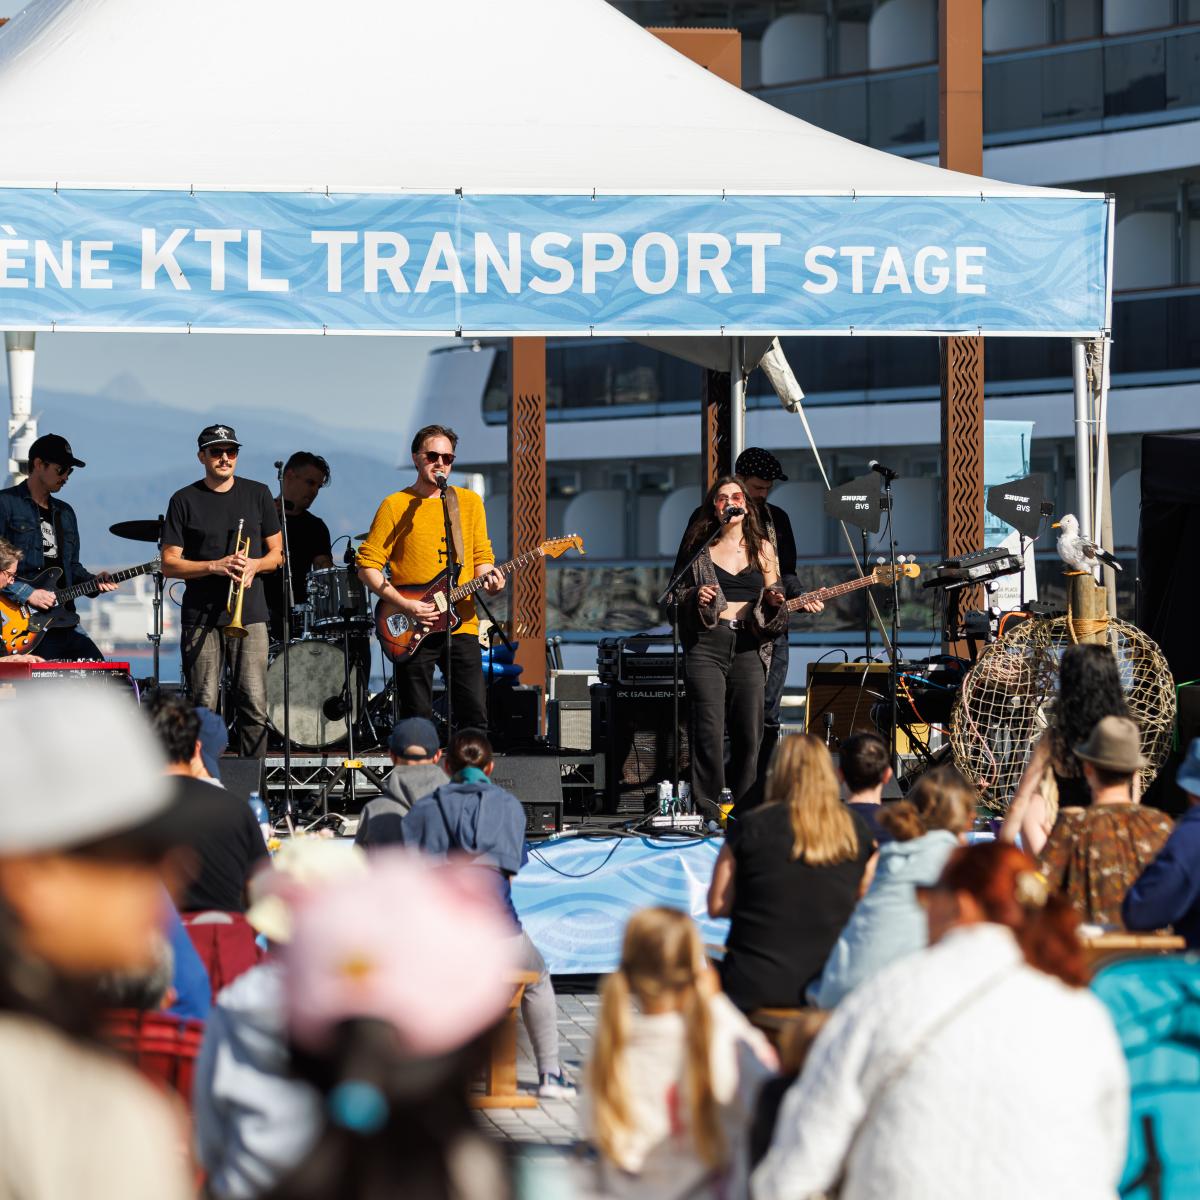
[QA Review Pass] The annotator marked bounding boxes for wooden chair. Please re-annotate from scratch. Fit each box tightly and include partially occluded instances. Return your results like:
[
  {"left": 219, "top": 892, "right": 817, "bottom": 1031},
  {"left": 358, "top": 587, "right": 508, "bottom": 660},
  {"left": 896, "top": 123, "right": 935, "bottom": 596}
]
[
  {"left": 1079, "top": 932, "right": 1187, "bottom": 977},
  {"left": 470, "top": 969, "right": 541, "bottom": 1110}
]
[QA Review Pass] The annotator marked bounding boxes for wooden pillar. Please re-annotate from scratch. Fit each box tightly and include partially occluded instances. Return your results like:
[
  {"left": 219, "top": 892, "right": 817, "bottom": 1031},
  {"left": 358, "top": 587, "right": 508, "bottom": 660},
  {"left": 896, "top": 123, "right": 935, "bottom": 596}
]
[
  {"left": 649, "top": 27, "right": 741, "bottom": 492},
  {"left": 508, "top": 338, "right": 547, "bottom": 695},
  {"left": 939, "top": 1, "right": 985, "bottom": 628}
]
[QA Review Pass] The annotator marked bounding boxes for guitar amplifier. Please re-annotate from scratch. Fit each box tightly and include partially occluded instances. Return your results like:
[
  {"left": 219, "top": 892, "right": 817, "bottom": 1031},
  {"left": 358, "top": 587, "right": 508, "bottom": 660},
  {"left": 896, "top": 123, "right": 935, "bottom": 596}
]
[
  {"left": 597, "top": 636, "right": 682, "bottom": 686},
  {"left": 805, "top": 662, "right": 928, "bottom": 755},
  {"left": 548, "top": 698, "right": 592, "bottom": 752},
  {"left": 591, "top": 681, "right": 688, "bottom": 814}
]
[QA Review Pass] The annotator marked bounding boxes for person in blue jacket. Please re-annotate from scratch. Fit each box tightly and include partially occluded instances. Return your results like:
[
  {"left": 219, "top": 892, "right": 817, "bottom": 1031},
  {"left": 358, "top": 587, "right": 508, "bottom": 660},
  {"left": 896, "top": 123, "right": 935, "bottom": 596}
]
[
  {"left": 1123, "top": 738, "right": 1200, "bottom": 947},
  {"left": 373, "top": 728, "right": 575, "bottom": 1099}
]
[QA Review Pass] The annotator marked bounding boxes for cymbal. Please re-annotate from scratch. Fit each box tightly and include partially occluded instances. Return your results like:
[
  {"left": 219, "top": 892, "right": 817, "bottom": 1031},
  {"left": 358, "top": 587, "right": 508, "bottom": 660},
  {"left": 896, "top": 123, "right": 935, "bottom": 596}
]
[{"left": 109, "top": 519, "right": 163, "bottom": 543}]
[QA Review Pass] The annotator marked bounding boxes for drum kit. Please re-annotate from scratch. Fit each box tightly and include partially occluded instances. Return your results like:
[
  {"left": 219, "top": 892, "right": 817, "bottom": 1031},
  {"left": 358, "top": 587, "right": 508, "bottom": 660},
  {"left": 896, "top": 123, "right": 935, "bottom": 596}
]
[{"left": 111, "top": 518, "right": 394, "bottom": 752}]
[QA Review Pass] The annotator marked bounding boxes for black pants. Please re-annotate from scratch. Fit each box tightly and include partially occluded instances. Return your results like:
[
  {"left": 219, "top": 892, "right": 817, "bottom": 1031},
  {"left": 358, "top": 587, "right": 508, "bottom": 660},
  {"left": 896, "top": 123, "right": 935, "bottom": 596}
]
[
  {"left": 395, "top": 631, "right": 488, "bottom": 735},
  {"left": 685, "top": 625, "right": 766, "bottom": 814},
  {"left": 746, "top": 632, "right": 790, "bottom": 811},
  {"left": 37, "top": 625, "right": 104, "bottom": 661}
]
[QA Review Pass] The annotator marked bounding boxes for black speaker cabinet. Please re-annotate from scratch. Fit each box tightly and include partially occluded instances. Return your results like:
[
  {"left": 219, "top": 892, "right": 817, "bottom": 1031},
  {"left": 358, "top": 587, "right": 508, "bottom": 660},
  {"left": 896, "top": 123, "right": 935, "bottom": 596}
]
[
  {"left": 218, "top": 756, "right": 265, "bottom": 804},
  {"left": 591, "top": 682, "right": 688, "bottom": 815},
  {"left": 489, "top": 684, "right": 542, "bottom": 751},
  {"left": 488, "top": 753, "right": 564, "bottom": 835}
]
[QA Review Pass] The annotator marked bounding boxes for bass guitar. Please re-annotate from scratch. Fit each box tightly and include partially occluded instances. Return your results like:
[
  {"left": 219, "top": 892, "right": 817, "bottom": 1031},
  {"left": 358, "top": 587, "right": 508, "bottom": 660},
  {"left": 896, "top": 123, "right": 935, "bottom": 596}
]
[
  {"left": 784, "top": 560, "right": 921, "bottom": 612},
  {"left": 0, "top": 560, "right": 161, "bottom": 655},
  {"left": 375, "top": 535, "right": 585, "bottom": 664}
]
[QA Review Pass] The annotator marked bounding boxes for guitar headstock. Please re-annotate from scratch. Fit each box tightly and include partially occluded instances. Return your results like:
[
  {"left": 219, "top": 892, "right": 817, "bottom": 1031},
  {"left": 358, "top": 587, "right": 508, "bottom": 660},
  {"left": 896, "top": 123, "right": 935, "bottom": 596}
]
[
  {"left": 540, "top": 534, "right": 585, "bottom": 560},
  {"left": 872, "top": 559, "right": 921, "bottom": 585}
]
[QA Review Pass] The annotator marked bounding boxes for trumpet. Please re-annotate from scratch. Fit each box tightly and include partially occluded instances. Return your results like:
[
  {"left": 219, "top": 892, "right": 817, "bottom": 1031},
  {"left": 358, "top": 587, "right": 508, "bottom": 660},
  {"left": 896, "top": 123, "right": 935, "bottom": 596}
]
[{"left": 224, "top": 518, "right": 250, "bottom": 640}]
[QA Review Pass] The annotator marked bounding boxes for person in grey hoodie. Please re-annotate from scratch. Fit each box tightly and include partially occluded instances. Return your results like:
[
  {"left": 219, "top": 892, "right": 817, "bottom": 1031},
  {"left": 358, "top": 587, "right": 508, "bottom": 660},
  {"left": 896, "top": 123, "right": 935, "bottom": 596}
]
[
  {"left": 809, "top": 767, "right": 976, "bottom": 1009},
  {"left": 354, "top": 717, "right": 446, "bottom": 847}
]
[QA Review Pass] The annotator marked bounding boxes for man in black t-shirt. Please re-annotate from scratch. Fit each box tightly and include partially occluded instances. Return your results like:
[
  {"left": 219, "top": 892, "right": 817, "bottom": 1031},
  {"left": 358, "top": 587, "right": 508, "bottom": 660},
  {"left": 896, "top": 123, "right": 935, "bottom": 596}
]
[
  {"left": 163, "top": 424, "right": 283, "bottom": 758},
  {"left": 263, "top": 450, "right": 334, "bottom": 643}
]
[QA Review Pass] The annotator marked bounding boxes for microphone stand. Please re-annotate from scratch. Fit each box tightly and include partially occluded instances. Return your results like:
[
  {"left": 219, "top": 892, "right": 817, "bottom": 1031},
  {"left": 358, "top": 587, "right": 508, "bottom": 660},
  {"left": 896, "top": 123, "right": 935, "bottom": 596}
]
[
  {"left": 275, "top": 461, "right": 295, "bottom": 829},
  {"left": 882, "top": 474, "right": 903, "bottom": 776},
  {"left": 437, "top": 474, "right": 456, "bottom": 741},
  {"left": 475, "top": 589, "right": 515, "bottom": 739},
  {"left": 656, "top": 512, "right": 739, "bottom": 818}
]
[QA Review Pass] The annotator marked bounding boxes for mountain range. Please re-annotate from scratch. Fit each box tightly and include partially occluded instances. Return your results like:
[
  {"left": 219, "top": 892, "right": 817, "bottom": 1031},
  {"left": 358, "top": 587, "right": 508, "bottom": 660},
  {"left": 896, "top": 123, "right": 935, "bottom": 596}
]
[{"left": 26, "top": 384, "right": 412, "bottom": 566}]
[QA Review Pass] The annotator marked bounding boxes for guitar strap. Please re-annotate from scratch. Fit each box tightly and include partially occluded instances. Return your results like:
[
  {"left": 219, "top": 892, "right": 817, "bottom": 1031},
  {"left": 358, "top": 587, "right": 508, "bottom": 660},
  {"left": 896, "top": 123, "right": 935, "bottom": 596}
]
[{"left": 442, "top": 487, "right": 467, "bottom": 570}]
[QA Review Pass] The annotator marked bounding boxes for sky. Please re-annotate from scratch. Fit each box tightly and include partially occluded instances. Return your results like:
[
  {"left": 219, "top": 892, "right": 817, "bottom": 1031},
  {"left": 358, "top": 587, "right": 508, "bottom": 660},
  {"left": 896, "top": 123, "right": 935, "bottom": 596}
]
[{"left": 0, "top": 2, "right": 449, "bottom": 431}]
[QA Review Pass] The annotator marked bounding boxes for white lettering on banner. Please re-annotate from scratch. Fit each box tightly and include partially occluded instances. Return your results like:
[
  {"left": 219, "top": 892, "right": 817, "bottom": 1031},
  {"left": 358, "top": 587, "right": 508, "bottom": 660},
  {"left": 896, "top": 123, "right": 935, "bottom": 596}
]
[
  {"left": 246, "top": 230, "right": 289, "bottom": 292},
  {"left": 34, "top": 240, "right": 71, "bottom": 288},
  {"left": 956, "top": 246, "right": 987, "bottom": 294},
  {"left": 141, "top": 227, "right": 191, "bottom": 290},
  {"left": 581, "top": 233, "right": 627, "bottom": 294},
  {"left": 311, "top": 231, "right": 358, "bottom": 293},
  {"left": 79, "top": 241, "right": 113, "bottom": 289},
  {"left": 686, "top": 233, "right": 732, "bottom": 294},
  {"left": 873, "top": 246, "right": 912, "bottom": 293},
  {"left": 194, "top": 229, "right": 242, "bottom": 291},
  {"left": 529, "top": 232, "right": 574, "bottom": 295},
  {"left": 0, "top": 238, "right": 28, "bottom": 288},
  {"left": 415, "top": 231, "right": 468, "bottom": 293},
  {"left": 735, "top": 232, "right": 781, "bottom": 294},
  {"left": 914, "top": 246, "right": 950, "bottom": 294},
  {"left": 803, "top": 245, "right": 838, "bottom": 294},
  {"left": 632, "top": 232, "right": 678, "bottom": 295},
  {"left": 840, "top": 246, "right": 876, "bottom": 294},
  {"left": 364, "top": 233, "right": 411, "bottom": 293},
  {"left": 475, "top": 232, "right": 521, "bottom": 294}
]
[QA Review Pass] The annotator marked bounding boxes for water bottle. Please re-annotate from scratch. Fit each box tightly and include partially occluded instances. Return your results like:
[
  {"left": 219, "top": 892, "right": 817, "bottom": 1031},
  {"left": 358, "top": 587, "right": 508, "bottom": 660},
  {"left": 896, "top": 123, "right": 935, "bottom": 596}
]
[
  {"left": 248, "top": 791, "right": 271, "bottom": 846},
  {"left": 718, "top": 787, "right": 734, "bottom": 829}
]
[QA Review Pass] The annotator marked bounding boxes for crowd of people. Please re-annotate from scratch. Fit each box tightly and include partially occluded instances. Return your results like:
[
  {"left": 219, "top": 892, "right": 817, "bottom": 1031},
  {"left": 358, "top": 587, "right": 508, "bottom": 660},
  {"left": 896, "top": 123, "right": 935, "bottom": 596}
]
[{"left": 1, "top": 652, "right": 1198, "bottom": 1200}]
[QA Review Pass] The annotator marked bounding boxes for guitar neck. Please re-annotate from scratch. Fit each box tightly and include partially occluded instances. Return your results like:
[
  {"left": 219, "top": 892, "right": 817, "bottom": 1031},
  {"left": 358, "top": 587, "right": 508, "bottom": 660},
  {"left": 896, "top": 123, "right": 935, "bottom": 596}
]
[
  {"left": 57, "top": 562, "right": 156, "bottom": 603},
  {"left": 449, "top": 547, "right": 543, "bottom": 602},
  {"left": 787, "top": 573, "right": 878, "bottom": 613}
]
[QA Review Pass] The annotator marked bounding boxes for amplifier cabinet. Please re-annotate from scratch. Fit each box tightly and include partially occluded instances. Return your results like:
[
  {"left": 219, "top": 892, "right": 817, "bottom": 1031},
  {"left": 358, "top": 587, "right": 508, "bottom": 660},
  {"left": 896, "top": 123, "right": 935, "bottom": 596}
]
[
  {"left": 804, "top": 662, "right": 928, "bottom": 756},
  {"left": 549, "top": 698, "right": 592, "bottom": 752},
  {"left": 591, "top": 682, "right": 688, "bottom": 815}
]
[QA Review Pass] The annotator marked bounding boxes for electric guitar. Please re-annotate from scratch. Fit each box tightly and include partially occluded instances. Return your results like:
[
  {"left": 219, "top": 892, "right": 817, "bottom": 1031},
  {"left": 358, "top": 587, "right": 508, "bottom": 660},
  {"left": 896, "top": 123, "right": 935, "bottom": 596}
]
[
  {"left": 0, "top": 560, "right": 161, "bottom": 655},
  {"left": 784, "top": 561, "right": 921, "bottom": 613},
  {"left": 375, "top": 535, "right": 585, "bottom": 664}
]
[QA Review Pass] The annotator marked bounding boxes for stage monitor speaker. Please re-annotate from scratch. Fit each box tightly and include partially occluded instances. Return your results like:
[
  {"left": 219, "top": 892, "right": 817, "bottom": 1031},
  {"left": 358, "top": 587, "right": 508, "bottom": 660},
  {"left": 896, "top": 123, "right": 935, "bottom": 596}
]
[
  {"left": 804, "top": 662, "right": 927, "bottom": 756},
  {"left": 489, "top": 753, "right": 564, "bottom": 836},
  {"left": 591, "top": 682, "right": 688, "bottom": 815},
  {"left": 218, "top": 756, "right": 265, "bottom": 804},
  {"left": 489, "top": 684, "right": 542, "bottom": 751}
]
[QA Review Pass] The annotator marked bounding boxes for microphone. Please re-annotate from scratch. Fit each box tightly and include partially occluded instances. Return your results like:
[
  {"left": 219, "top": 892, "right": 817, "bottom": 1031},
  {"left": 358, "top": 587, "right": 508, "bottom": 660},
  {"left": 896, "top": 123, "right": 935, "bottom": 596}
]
[
  {"left": 721, "top": 505, "right": 745, "bottom": 523},
  {"left": 823, "top": 712, "right": 834, "bottom": 747},
  {"left": 869, "top": 460, "right": 899, "bottom": 482},
  {"left": 273, "top": 460, "right": 283, "bottom": 470},
  {"left": 434, "top": 471, "right": 448, "bottom": 493}
]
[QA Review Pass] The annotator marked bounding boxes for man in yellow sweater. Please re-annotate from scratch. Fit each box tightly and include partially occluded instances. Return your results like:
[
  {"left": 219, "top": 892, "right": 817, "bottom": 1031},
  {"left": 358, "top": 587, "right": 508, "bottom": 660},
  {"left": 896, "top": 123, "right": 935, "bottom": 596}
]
[{"left": 356, "top": 424, "right": 503, "bottom": 732}]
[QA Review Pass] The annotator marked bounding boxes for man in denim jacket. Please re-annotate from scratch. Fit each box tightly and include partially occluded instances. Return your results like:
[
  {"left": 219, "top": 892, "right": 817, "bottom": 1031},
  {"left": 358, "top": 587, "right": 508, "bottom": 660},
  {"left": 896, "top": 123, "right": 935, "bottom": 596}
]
[{"left": 0, "top": 433, "right": 116, "bottom": 659}]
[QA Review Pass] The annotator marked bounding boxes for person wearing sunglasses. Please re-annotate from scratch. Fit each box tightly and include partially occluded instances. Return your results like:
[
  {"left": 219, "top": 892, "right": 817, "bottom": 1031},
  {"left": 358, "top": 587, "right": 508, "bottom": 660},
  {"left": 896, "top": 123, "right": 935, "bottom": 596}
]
[
  {"left": 357, "top": 423, "right": 503, "bottom": 733},
  {"left": 162, "top": 424, "right": 283, "bottom": 758},
  {"left": 0, "top": 433, "right": 118, "bottom": 660}
]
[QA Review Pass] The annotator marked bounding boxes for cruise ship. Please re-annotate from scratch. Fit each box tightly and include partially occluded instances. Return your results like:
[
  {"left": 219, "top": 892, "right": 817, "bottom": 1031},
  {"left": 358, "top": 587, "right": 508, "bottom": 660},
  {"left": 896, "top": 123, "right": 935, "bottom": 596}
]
[{"left": 404, "top": 1, "right": 1200, "bottom": 687}]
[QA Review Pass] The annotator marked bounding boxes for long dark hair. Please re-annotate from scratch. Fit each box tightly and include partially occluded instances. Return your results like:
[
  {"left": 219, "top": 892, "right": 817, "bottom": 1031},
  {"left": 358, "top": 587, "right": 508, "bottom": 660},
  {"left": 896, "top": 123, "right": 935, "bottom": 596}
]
[
  {"left": 266, "top": 1018, "right": 508, "bottom": 1200},
  {"left": 678, "top": 475, "right": 772, "bottom": 574},
  {"left": 1048, "top": 644, "right": 1129, "bottom": 779}
]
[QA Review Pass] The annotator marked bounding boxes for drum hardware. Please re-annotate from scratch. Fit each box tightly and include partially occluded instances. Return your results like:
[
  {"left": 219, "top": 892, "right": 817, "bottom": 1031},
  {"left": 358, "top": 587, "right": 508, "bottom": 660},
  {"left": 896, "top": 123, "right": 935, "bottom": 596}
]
[{"left": 109, "top": 515, "right": 166, "bottom": 687}]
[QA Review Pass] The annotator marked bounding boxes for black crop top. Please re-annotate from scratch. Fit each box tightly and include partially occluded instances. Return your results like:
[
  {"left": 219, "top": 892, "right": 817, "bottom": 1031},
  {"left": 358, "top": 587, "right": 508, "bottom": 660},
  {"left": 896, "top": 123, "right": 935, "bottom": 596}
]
[{"left": 714, "top": 562, "right": 764, "bottom": 603}]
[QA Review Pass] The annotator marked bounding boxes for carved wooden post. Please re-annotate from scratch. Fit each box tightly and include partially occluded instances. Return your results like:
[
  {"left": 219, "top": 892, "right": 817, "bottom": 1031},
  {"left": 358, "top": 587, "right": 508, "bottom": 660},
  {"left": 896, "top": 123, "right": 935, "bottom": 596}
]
[
  {"left": 939, "top": 1, "right": 985, "bottom": 638},
  {"left": 508, "top": 338, "right": 547, "bottom": 697}
]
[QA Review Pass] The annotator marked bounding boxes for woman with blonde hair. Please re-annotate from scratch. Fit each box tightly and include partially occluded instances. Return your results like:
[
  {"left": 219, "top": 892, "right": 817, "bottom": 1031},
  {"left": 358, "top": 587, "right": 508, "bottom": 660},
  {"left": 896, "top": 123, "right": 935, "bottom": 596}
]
[
  {"left": 585, "top": 907, "right": 777, "bottom": 1199},
  {"left": 708, "top": 735, "right": 873, "bottom": 1013}
]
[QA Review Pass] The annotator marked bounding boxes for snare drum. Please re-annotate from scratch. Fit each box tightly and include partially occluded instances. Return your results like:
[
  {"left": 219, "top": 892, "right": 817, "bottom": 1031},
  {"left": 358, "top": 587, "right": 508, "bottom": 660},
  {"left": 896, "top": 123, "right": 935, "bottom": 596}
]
[{"left": 307, "top": 566, "right": 371, "bottom": 630}]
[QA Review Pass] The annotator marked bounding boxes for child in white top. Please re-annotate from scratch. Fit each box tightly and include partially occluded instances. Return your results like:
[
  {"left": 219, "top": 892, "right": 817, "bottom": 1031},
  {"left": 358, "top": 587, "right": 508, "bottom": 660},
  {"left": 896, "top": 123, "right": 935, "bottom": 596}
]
[{"left": 585, "top": 907, "right": 778, "bottom": 1199}]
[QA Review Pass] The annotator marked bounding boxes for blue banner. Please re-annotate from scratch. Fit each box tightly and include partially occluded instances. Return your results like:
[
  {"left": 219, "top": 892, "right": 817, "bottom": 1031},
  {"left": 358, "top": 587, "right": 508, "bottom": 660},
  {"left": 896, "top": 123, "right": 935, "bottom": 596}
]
[{"left": 0, "top": 188, "right": 1107, "bottom": 335}]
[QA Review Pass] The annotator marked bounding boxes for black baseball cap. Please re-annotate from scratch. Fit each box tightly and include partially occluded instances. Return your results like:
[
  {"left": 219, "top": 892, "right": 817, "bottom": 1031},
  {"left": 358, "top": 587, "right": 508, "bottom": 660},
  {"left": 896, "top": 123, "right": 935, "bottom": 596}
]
[
  {"left": 736, "top": 447, "right": 788, "bottom": 482},
  {"left": 28, "top": 433, "right": 85, "bottom": 469},
  {"left": 387, "top": 717, "right": 440, "bottom": 760},
  {"left": 198, "top": 423, "right": 242, "bottom": 451}
]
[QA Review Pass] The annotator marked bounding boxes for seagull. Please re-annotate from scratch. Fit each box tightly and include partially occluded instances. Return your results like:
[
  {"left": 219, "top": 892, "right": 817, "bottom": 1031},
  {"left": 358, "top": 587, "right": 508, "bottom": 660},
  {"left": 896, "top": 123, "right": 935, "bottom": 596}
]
[{"left": 1053, "top": 514, "right": 1123, "bottom": 573}]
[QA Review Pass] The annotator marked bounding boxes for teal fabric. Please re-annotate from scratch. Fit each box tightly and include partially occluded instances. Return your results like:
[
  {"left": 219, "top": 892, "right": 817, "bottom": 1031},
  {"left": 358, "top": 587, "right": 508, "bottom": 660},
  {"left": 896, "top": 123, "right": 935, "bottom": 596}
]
[{"left": 1091, "top": 954, "right": 1200, "bottom": 1199}]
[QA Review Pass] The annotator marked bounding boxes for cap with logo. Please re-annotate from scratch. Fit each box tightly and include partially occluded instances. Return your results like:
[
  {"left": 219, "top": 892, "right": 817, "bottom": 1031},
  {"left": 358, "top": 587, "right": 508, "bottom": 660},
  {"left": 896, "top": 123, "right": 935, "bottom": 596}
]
[
  {"left": 28, "top": 433, "right": 85, "bottom": 470},
  {"left": 197, "top": 424, "right": 243, "bottom": 451},
  {"left": 735, "top": 447, "right": 787, "bottom": 482}
]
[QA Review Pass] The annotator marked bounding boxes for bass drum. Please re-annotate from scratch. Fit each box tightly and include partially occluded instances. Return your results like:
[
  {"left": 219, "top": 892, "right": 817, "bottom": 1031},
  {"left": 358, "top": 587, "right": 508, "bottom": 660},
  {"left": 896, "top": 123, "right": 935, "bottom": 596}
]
[{"left": 266, "top": 639, "right": 361, "bottom": 749}]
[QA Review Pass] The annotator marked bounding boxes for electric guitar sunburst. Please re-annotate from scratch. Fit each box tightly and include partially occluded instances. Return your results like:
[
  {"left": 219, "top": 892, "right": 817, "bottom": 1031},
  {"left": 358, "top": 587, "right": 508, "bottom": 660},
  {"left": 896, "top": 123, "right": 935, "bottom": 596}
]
[{"left": 374, "top": 535, "right": 585, "bottom": 664}]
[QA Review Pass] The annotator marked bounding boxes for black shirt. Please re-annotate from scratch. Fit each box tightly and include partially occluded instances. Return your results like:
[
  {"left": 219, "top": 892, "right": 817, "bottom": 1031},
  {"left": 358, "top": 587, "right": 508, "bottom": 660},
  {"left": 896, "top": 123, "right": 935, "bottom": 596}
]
[
  {"left": 163, "top": 477, "right": 281, "bottom": 628},
  {"left": 263, "top": 505, "right": 333, "bottom": 639},
  {"left": 174, "top": 775, "right": 270, "bottom": 913},
  {"left": 847, "top": 801, "right": 892, "bottom": 846},
  {"left": 720, "top": 802, "right": 873, "bottom": 1011},
  {"left": 678, "top": 501, "right": 801, "bottom": 596}
]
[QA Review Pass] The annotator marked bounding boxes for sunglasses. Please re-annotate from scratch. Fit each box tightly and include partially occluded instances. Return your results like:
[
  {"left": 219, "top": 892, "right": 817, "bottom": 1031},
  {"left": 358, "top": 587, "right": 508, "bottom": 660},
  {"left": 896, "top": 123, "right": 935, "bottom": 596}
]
[
  {"left": 714, "top": 492, "right": 746, "bottom": 507},
  {"left": 51, "top": 463, "right": 73, "bottom": 478},
  {"left": 206, "top": 445, "right": 240, "bottom": 459},
  {"left": 422, "top": 451, "right": 456, "bottom": 466}
]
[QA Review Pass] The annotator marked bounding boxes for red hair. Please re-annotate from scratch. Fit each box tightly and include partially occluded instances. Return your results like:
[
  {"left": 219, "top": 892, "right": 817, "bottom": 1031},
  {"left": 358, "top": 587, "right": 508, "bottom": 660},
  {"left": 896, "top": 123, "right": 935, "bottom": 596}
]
[{"left": 937, "top": 842, "right": 1086, "bottom": 987}]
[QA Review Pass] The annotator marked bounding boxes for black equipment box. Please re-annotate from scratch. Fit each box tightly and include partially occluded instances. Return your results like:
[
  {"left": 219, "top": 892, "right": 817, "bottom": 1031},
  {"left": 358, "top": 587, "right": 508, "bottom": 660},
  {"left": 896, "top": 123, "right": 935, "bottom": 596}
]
[{"left": 597, "top": 635, "right": 681, "bottom": 686}]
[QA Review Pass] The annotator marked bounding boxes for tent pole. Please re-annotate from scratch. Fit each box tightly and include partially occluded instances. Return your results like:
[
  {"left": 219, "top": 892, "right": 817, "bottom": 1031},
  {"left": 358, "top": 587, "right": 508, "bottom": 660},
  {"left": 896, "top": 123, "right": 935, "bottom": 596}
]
[
  {"left": 1093, "top": 337, "right": 1117, "bottom": 615},
  {"left": 730, "top": 337, "right": 745, "bottom": 469},
  {"left": 5, "top": 332, "right": 36, "bottom": 487},
  {"left": 1071, "top": 337, "right": 1094, "bottom": 547}
]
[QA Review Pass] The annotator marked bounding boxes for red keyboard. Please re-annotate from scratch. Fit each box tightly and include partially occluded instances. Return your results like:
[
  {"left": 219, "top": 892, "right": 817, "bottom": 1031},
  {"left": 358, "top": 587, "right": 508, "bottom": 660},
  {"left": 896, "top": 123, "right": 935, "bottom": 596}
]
[{"left": 0, "top": 660, "right": 133, "bottom": 684}]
